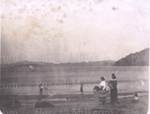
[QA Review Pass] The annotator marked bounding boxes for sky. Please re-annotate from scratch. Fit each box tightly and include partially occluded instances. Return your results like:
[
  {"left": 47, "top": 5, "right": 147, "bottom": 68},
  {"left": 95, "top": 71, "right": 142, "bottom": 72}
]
[{"left": 1, "top": 0, "right": 150, "bottom": 64}]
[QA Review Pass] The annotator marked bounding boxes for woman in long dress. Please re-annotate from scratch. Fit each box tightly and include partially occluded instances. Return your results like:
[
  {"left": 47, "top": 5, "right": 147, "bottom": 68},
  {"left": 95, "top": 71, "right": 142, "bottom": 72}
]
[{"left": 108, "top": 73, "right": 119, "bottom": 104}]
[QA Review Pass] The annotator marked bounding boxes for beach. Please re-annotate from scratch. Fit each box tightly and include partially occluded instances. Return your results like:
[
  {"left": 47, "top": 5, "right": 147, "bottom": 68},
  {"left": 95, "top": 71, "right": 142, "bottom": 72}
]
[{"left": 0, "top": 93, "right": 148, "bottom": 114}]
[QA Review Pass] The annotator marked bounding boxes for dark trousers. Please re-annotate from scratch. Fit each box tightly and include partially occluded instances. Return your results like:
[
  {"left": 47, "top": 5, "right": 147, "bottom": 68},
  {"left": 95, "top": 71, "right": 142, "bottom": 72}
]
[{"left": 110, "top": 88, "right": 119, "bottom": 104}]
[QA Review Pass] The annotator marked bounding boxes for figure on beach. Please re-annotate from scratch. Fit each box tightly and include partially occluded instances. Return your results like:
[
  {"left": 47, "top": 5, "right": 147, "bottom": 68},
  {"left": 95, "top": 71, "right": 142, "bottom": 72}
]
[
  {"left": 99, "top": 76, "right": 106, "bottom": 90},
  {"left": 93, "top": 76, "right": 108, "bottom": 104},
  {"left": 44, "top": 84, "right": 49, "bottom": 95},
  {"left": 80, "top": 83, "right": 84, "bottom": 95},
  {"left": 108, "top": 73, "right": 119, "bottom": 104},
  {"left": 39, "top": 83, "right": 44, "bottom": 96},
  {"left": 132, "top": 93, "right": 139, "bottom": 103}
]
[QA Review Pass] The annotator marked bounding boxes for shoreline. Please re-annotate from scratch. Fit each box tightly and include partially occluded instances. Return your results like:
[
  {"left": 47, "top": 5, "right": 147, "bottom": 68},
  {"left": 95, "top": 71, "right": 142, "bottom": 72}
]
[{"left": 0, "top": 90, "right": 148, "bottom": 101}]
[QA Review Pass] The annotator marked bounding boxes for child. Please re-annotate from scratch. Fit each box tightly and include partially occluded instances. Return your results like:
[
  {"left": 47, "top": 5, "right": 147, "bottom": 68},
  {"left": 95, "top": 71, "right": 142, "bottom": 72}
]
[{"left": 132, "top": 93, "right": 139, "bottom": 103}]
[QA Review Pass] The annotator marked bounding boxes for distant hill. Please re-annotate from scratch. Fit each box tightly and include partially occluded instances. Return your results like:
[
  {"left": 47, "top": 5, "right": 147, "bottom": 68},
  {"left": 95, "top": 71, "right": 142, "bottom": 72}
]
[
  {"left": 114, "top": 48, "right": 149, "bottom": 66},
  {"left": 1, "top": 60, "right": 115, "bottom": 72}
]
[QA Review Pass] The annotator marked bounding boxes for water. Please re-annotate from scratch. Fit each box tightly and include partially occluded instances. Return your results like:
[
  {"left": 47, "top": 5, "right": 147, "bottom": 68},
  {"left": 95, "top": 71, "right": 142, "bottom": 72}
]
[{"left": 1, "top": 66, "right": 149, "bottom": 95}]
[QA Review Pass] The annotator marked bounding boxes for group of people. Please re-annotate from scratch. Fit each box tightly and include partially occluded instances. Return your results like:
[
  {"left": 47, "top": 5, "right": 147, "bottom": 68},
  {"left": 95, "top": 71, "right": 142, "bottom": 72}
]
[
  {"left": 80, "top": 73, "right": 119, "bottom": 104},
  {"left": 38, "top": 74, "right": 119, "bottom": 104},
  {"left": 38, "top": 73, "right": 139, "bottom": 104},
  {"left": 98, "top": 73, "right": 119, "bottom": 104}
]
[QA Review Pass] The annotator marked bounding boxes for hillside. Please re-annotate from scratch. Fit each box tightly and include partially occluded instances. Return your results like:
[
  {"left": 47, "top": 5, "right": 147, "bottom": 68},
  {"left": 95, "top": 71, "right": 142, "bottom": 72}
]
[
  {"left": 114, "top": 48, "right": 149, "bottom": 66},
  {"left": 1, "top": 60, "right": 115, "bottom": 72}
]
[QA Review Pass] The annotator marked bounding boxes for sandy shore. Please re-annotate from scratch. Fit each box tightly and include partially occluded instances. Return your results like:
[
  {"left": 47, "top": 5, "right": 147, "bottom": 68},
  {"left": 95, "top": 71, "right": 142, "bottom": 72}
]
[{"left": 0, "top": 91, "right": 148, "bottom": 114}]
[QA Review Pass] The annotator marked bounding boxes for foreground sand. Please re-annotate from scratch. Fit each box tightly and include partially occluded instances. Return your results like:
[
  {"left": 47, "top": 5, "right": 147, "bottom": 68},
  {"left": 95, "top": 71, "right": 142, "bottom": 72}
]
[{"left": 0, "top": 92, "right": 148, "bottom": 114}]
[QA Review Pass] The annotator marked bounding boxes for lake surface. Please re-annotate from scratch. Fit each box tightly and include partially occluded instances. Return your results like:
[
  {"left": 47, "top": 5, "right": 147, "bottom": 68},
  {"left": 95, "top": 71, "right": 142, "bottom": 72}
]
[{"left": 1, "top": 66, "right": 149, "bottom": 95}]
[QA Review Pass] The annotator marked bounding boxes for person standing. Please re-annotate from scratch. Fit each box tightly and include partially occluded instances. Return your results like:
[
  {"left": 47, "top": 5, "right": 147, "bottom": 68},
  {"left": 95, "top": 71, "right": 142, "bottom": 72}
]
[
  {"left": 39, "top": 83, "right": 44, "bottom": 96},
  {"left": 99, "top": 77, "right": 107, "bottom": 104},
  {"left": 108, "top": 73, "right": 119, "bottom": 104},
  {"left": 80, "top": 83, "right": 84, "bottom": 95},
  {"left": 99, "top": 77, "right": 106, "bottom": 90}
]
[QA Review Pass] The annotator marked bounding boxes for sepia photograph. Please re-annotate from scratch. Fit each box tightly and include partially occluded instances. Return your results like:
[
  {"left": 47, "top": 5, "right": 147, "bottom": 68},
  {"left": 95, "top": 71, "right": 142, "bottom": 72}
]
[{"left": 0, "top": 0, "right": 150, "bottom": 114}]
